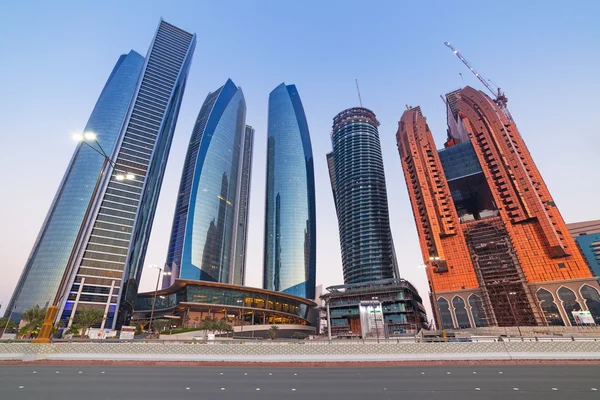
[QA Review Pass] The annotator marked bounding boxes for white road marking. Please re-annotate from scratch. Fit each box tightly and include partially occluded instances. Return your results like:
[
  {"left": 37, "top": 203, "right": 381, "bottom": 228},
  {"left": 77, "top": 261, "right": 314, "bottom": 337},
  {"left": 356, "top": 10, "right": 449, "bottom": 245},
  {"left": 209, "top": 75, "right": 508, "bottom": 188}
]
[
  {"left": 220, "top": 373, "right": 224, "bottom": 375},
  {"left": 256, "top": 388, "right": 261, "bottom": 391},
  {"left": 101, "top": 371, "right": 105, "bottom": 374},
  {"left": 292, "top": 389, "right": 296, "bottom": 391},
  {"left": 475, "top": 388, "right": 481, "bottom": 391},
  {"left": 421, "top": 372, "right": 425, "bottom": 375},
  {"left": 513, "top": 388, "right": 519, "bottom": 391},
  {"left": 18, "top": 386, "right": 24, "bottom": 389},
  {"left": 592, "top": 388, "right": 598, "bottom": 391},
  {"left": 499, "top": 372, "right": 503, "bottom": 374},
  {"left": 269, "top": 373, "right": 272, "bottom": 376},
  {"left": 55, "top": 371, "right": 59, "bottom": 374},
  {"left": 32, "top": 371, "right": 36, "bottom": 374},
  {"left": 78, "top": 371, "right": 82, "bottom": 374},
  {"left": 447, "top": 372, "right": 451, "bottom": 374},
  {"left": 221, "top": 388, "right": 225, "bottom": 391},
  {"left": 294, "top": 373, "right": 298, "bottom": 376},
  {"left": 473, "top": 372, "right": 476, "bottom": 374},
  {"left": 552, "top": 388, "right": 558, "bottom": 391},
  {"left": 244, "top": 373, "right": 248, "bottom": 375},
  {"left": 186, "top": 387, "right": 190, "bottom": 390}
]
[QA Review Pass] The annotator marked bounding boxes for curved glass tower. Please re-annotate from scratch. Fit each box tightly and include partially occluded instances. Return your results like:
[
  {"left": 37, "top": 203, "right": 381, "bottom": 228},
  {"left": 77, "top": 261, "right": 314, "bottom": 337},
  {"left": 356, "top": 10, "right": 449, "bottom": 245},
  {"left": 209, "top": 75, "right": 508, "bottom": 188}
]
[
  {"left": 328, "top": 107, "right": 399, "bottom": 284},
  {"left": 5, "top": 50, "right": 145, "bottom": 320},
  {"left": 165, "top": 79, "right": 247, "bottom": 285},
  {"left": 263, "top": 83, "right": 316, "bottom": 300}
]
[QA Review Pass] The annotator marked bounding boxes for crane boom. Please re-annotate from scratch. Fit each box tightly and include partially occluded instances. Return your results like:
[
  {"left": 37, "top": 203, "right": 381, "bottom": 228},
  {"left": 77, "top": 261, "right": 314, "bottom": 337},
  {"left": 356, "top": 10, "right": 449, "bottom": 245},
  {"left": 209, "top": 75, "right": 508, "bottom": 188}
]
[{"left": 444, "top": 41, "right": 513, "bottom": 122}]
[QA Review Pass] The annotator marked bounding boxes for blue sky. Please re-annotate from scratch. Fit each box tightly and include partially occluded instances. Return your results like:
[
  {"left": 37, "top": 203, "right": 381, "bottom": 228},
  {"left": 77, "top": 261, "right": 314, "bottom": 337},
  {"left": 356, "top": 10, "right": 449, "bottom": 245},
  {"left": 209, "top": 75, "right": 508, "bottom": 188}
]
[{"left": 1, "top": 1, "right": 599, "bottom": 318}]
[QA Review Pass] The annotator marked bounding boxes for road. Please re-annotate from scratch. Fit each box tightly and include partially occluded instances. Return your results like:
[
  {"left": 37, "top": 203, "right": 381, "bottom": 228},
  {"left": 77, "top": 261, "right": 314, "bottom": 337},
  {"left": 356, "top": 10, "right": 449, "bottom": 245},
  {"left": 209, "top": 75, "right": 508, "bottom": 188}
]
[{"left": 1, "top": 364, "right": 599, "bottom": 399}]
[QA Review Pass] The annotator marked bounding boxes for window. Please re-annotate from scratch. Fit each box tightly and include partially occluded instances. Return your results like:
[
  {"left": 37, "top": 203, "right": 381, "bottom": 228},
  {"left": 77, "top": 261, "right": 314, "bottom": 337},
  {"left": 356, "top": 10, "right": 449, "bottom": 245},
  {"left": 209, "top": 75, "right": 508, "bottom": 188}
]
[
  {"left": 468, "top": 294, "right": 488, "bottom": 327},
  {"left": 536, "top": 288, "right": 564, "bottom": 326},
  {"left": 437, "top": 298, "right": 454, "bottom": 329},
  {"left": 580, "top": 285, "right": 600, "bottom": 324},
  {"left": 557, "top": 287, "right": 581, "bottom": 325},
  {"left": 452, "top": 296, "right": 471, "bottom": 328}
]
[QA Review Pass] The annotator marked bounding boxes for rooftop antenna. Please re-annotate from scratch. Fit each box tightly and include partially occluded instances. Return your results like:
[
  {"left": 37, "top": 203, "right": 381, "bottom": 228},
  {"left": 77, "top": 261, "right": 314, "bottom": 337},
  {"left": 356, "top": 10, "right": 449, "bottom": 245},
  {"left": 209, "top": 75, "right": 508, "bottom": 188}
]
[{"left": 355, "top": 79, "right": 363, "bottom": 107}]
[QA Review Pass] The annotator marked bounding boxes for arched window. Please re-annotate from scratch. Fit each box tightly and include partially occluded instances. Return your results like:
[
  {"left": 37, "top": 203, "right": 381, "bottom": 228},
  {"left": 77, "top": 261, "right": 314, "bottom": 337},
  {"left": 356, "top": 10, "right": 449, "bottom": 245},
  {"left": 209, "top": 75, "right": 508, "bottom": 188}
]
[
  {"left": 580, "top": 285, "right": 600, "bottom": 324},
  {"left": 437, "top": 298, "right": 454, "bottom": 329},
  {"left": 468, "top": 294, "right": 488, "bottom": 327},
  {"left": 452, "top": 296, "right": 471, "bottom": 328},
  {"left": 536, "top": 288, "right": 564, "bottom": 326},
  {"left": 557, "top": 287, "right": 581, "bottom": 325}
]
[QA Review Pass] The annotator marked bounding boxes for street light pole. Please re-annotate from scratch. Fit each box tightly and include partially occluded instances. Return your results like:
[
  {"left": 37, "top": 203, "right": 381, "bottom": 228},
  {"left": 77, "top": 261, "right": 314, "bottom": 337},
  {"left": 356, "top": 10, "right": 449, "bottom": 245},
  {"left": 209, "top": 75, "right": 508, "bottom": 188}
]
[
  {"left": 148, "top": 265, "right": 170, "bottom": 334},
  {"left": 33, "top": 131, "right": 136, "bottom": 343},
  {"left": 236, "top": 299, "right": 244, "bottom": 337},
  {"left": 372, "top": 296, "right": 380, "bottom": 343},
  {"left": 505, "top": 290, "right": 522, "bottom": 337}
]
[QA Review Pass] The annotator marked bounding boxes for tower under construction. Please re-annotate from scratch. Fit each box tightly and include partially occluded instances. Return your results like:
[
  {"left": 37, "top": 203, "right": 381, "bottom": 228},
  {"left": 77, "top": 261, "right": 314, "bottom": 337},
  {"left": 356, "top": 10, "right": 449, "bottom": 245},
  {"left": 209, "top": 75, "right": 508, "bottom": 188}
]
[{"left": 397, "top": 86, "right": 600, "bottom": 329}]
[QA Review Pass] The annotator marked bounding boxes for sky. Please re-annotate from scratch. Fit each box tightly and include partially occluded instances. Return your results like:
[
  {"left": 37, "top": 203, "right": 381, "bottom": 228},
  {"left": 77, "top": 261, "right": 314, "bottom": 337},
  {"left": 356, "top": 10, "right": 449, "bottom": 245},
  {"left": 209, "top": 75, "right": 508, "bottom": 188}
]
[{"left": 1, "top": 0, "right": 599, "bottom": 320}]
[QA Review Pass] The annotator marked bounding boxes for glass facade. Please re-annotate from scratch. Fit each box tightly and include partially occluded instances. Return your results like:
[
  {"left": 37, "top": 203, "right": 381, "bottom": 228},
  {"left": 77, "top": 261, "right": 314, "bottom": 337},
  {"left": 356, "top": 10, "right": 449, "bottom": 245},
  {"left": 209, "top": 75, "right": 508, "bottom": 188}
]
[
  {"left": 56, "top": 20, "right": 197, "bottom": 329},
  {"left": 263, "top": 83, "right": 316, "bottom": 300},
  {"left": 165, "top": 79, "right": 247, "bottom": 286},
  {"left": 4, "top": 51, "right": 144, "bottom": 320},
  {"left": 134, "top": 281, "right": 311, "bottom": 322},
  {"left": 232, "top": 125, "right": 254, "bottom": 285},
  {"left": 329, "top": 108, "right": 398, "bottom": 284}
]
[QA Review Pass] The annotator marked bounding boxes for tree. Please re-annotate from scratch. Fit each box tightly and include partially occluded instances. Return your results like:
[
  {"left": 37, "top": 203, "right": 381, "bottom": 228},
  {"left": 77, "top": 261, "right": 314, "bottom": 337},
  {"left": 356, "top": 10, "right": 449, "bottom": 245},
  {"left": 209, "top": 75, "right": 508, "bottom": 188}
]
[
  {"left": 268, "top": 325, "right": 279, "bottom": 340},
  {"left": 152, "top": 319, "right": 169, "bottom": 334},
  {"left": 216, "top": 320, "right": 233, "bottom": 336},
  {"left": 65, "top": 325, "right": 81, "bottom": 336},
  {"left": 21, "top": 306, "right": 46, "bottom": 338},
  {"left": 73, "top": 306, "right": 104, "bottom": 337},
  {"left": 134, "top": 320, "right": 149, "bottom": 335},
  {"left": 200, "top": 317, "right": 218, "bottom": 332},
  {"left": 291, "top": 332, "right": 308, "bottom": 340},
  {"left": 0, "top": 317, "right": 18, "bottom": 334}
]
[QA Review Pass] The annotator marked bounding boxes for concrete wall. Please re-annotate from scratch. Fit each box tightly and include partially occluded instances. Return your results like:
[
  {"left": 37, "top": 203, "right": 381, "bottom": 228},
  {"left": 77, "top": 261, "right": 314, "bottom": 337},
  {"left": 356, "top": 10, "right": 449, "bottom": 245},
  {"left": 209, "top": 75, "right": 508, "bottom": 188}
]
[{"left": 2, "top": 341, "right": 600, "bottom": 362}]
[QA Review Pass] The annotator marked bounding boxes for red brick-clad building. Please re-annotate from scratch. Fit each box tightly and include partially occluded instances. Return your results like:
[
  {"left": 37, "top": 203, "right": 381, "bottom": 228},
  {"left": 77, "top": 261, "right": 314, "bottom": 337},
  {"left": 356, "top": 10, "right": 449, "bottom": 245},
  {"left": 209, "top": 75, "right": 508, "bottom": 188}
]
[{"left": 397, "top": 86, "right": 600, "bottom": 329}]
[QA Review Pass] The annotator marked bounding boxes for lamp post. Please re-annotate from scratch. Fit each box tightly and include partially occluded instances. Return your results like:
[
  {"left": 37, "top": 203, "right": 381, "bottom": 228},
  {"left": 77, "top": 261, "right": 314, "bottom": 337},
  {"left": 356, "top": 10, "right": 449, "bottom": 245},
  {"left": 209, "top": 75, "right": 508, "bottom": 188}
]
[
  {"left": 148, "top": 265, "right": 171, "bottom": 334},
  {"left": 32, "top": 131, "right": 135, "bottom": 343},
  {"left": 372, "top": 296, "right": 380, "bottom": 343},
  {"left": 504, "top": 290, "right": 522, "bottom": 337},
  {"left": 236, "top": 299, "right": 245, "bottom": 337}
]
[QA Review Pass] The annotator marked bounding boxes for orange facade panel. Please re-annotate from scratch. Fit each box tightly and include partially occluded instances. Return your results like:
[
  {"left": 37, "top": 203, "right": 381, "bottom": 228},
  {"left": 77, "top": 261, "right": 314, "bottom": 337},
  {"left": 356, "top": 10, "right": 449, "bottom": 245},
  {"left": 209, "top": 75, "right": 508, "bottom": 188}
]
[
  {"left": 397, "top": 109, "right": 479, "bottom": 293},
  {"left": 455, "top": 87, "right": 592, "bottom": 283}
]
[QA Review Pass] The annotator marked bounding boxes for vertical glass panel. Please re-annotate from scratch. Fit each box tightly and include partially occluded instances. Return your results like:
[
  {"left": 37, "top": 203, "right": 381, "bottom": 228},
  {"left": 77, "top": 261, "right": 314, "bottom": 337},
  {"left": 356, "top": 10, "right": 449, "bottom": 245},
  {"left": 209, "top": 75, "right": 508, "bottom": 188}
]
[
  {"left": 468, "top": 294, "right": 489, "bottom": 327},
  {"left": 536, "top": 289, "right": 564, "bottom": 326},
  {"left": 557, "top": 287, "right": 581, "bottom": 325},
  {"left": 580, "top": 285, "right": 600, "bottom": 324},
  {"left": 437, "top": 297, "right": 454, "bottom": 329},
  {"left": 452, "top": 296, "right": 471, "bottom": 328}
]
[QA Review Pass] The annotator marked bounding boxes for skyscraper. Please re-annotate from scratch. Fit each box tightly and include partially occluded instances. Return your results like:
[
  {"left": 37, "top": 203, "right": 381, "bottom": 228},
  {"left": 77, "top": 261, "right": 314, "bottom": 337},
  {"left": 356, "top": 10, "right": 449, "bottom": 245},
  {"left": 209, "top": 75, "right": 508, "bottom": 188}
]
[
  {"left": 5, "top": 50, "right": 145, "bottom": 320},
  {"left": 328, "top": 107, "right": 399, "bottom": 284},
  {"left": 397, "top": 86, "right": 600, "bottom": 328},
  {"left": 232, "top": 125, "right": 255, "bottom": 286},
  {"left": 164, "top": 79, "right": 247, "bottom": 287},
  {"left": 51, "top": 20, "right": 196, "bottom": 329},
  {"left": 263, "top": 83, "right": 316, "bottom": 300}
]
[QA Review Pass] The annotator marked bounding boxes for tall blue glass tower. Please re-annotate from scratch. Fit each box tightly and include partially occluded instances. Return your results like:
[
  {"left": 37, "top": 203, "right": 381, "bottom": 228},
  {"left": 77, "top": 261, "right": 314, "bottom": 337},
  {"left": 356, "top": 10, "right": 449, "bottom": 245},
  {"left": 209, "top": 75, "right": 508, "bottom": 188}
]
[
  {"left": 263, "top": 83, "right": 316, "bottom": 300},
  {"left": 5, "top": 51, "right": 145, "bottom": 320},
  {"left": 53, "top": 20, "right": 196, "bottom": 329},
  {"left": 328, "top": 107, "right": 399, "bottom": 284},
  {"left": 164, "top": 79, "right": 247, "bottom": 286}
]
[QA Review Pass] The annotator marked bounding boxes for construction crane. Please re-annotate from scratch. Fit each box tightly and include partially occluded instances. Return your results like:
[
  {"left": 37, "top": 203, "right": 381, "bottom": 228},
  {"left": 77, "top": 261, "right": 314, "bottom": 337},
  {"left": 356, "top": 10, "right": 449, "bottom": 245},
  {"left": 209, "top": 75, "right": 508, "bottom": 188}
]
[{"left": 444, "top": 42, "right": 513, "bottom": 122}]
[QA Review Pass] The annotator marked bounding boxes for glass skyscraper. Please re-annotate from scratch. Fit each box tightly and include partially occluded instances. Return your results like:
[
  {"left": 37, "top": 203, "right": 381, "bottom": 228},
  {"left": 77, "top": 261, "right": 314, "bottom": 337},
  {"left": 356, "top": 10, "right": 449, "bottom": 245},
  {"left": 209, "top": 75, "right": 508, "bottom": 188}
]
[
  {"left": 5, "top": 51, "right": 145, "bottom": 320},
  {"left": 328, "top": 107, "right": 399, "bottom": 284},
  {"left": 164, "top": 79, "right": 247, "bottom": 286},
  {"left": 232, "top": 125, "right": 255, "bottom": 286},
  {"left": 263, "top": 83, "right": 316, "bottom": 300},
  {"left": 54, "top": 20, "right": 196, "bottom": 329}
]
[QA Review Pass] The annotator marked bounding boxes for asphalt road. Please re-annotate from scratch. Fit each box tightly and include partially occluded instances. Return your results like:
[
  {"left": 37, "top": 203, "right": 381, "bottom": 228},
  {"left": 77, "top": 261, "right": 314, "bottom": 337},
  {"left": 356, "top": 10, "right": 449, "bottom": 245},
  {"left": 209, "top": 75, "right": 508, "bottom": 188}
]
[{"left": 1, "top": 364, "right": 599, "bottom": 400}]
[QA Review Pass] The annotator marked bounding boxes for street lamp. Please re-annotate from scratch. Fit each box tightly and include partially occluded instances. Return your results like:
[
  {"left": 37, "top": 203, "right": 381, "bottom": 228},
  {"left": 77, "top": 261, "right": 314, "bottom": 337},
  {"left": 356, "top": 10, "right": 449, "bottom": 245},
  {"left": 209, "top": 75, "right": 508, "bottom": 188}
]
[
  {"left": 32, "top": 131, "right": 134, "bottom": 343},
  {"left": 148, "top": 265, "right": 171, "bottom": 334},
  {"left": 237, "top": 299, "right": 245, "bottom": 337},
  {"left": 372, "top": 296, "right": 380, "bottom": 343},
  {"left": 504, "top": 290, "right": 523, "bottom": 337}
]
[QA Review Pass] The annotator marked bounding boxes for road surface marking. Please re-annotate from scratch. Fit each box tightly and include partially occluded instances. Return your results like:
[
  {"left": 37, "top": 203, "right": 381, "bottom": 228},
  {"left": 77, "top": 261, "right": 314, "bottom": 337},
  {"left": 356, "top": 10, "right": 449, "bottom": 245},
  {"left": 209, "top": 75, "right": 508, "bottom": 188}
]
[
  {"left": 18, "top": 386, "right": 24, "bottom": 389},
  {"left": 475, "top": 388, "right": 481, "bottom": 391},
  {"left": 186, "top": 387, "right": 190, "bottom": 390}
]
